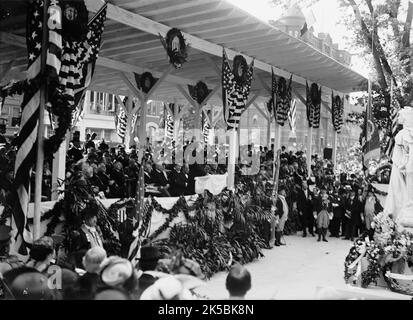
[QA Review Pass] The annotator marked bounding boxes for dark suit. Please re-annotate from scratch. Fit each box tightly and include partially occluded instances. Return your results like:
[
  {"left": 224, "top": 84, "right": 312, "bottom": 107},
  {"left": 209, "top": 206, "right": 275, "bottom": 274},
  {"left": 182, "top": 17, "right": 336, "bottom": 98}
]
[
  {"left": 151, "top": 169, "right": 169, "bottom": 186},
  {"left": 168, "top": 170, "right": 188, "bottom": 196},
  {"left": 137, "top": 273, "right": 158, "bottom": 298},
  {"left": 330, "top": 195, "right": 345, "bottom": 237},
  {"left": 296, "top": 188, "right": 314, "bottom": 235},
  {"left": 345, "top": 197, "right": 363, "bottom": 240},
  {"left": 151, "top": 169, "right": 171, "bottom": 197}
]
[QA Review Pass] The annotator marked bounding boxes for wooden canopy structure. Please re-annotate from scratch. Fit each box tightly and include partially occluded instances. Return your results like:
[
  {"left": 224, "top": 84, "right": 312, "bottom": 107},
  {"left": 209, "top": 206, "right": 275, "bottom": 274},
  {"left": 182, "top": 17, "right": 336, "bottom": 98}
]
[{"left": 1, "top": 0, "right": 367, "bottom": 190}]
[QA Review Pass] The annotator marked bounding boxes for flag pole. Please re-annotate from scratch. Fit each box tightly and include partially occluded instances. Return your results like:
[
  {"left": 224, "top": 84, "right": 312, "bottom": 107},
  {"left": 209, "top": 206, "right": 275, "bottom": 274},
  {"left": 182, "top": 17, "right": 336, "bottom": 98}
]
[{"left": 33, "top": 0, "right": 49, "bottom": 241}]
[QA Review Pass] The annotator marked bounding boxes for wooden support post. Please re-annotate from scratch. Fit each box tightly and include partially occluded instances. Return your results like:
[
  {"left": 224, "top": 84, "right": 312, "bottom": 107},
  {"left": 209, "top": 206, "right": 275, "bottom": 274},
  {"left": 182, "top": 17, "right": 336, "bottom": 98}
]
[
  {"left": 51, "top": 136, "right": 68, "bottom": 201},
  {"left": 275, "top": 123, "right": 282, "bottom": 152},
  {"left": 307, "top": 126, "right": 313, "bottom": 177},
  {"left": 138, "top": 97, "right": 148, "bottom": 162},
  {"left": 173, "top": 101, "right": 180, "bottom": 143},
  {"left": 267, "top": 112, "right": 271, "bottom": 148},
  {"left": 125, "top": 97, "right": 133, "bottom": 150},
  {"left": 227, "top": 129, "right": 238, "bottom": 190},
  {"left": 332, "top": 130, "right": 338, "bottom": 169}
]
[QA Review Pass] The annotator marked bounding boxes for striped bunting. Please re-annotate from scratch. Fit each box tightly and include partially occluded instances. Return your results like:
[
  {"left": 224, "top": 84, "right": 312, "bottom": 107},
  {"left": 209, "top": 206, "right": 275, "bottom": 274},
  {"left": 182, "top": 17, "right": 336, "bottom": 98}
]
[
  {"left": 331, "top": 92, "right": 344, "bottom": 133},
  {"left": 306, "top": 82, "right": 322, "bottom": 128},
  {"left": 165, "top": 103, "right": 174, "bottom": 140},
  {"left": 384, "top": 82, "right": 401, "bottom": 158},
  {"left": 222, "top": 49, "right": 254, "bottom": 130},
  {"left": 275, "top": 75, "right": 293, "bottom": 126},
  {"left": 288, "top": 99, "right": 297, "bottom": 134},
  {"left": 202, "top": 110, "right": 211, "bottom": 145},
  {"left": 116, "top": 109, "right": 127, "bottom": 142}
]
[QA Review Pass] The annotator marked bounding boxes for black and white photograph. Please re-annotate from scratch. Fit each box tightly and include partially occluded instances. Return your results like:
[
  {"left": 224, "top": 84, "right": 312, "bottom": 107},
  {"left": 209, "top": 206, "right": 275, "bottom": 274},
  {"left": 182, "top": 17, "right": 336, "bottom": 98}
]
[{"left": 1, "top": 0, "right": 413, "bottom": 307}]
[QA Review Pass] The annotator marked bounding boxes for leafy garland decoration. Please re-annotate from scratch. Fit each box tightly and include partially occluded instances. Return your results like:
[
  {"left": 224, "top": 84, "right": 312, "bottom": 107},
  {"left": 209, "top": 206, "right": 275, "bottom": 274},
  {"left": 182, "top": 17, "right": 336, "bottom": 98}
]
[{"left": 0, "top": 76, "right": 74, "bottom": 161}]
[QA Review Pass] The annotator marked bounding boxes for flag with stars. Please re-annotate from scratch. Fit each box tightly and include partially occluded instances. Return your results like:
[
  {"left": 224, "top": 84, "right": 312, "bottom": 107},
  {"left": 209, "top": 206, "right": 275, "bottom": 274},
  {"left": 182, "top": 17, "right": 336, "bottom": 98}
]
[
  {"left": 13, "top": 0, "right": 63, "bottom": 253},
  {"left": 12, "top": 0, "right": 106, "bottom": 252},
  {"left": 128, "top": 163, "right": 151, "bottom": 265},
  {"left": 221, "top": 49, "right": 254, "bottom": 130},
  {"left": 384, "top": 81, "right": 401, "bottom": 158}
]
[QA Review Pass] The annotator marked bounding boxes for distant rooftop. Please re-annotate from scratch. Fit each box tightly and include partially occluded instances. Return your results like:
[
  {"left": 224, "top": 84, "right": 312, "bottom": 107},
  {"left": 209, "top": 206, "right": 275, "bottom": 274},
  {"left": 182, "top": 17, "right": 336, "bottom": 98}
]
[{"left": 270, "top": 4, "right": 351, "bottom": 67}]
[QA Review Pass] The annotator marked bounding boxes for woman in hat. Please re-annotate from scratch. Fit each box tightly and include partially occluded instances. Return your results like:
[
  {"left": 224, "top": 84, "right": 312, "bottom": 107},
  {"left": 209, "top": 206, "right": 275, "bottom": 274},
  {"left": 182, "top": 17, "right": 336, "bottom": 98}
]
[
  {"left": 100, "top": 256, "right": 139, "bottom": 299},
  {"left": 25, "top": 236, "right": 56, "bottom": 274},
  {"left": 74, "top": 209, "right": 104, "bottom": 255}
]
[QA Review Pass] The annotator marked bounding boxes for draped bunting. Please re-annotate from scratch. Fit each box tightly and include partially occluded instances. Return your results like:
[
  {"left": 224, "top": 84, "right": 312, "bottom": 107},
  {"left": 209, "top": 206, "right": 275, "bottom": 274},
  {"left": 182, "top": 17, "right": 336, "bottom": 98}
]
[
  {"left": 306, "top": 82, "right": 322, "bottom": 128},
  {"left": 275, "top": 75, "right": 293, "bottom": 126},
  {"left": 222, "top": 49, "right": 254, "bottom": 130},
  {"left": 331, "top": 92, "right": 344, "bottom": 133}
]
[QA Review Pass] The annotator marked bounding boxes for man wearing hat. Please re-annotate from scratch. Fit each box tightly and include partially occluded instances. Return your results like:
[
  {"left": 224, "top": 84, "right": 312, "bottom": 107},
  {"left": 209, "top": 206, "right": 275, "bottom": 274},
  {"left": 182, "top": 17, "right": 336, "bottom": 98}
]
[
  {"left": 137, "top": 246, "right": 162, "bottom": 298},
  {"left": 74, "top": 209, "right": 104, "bottom": 254}
]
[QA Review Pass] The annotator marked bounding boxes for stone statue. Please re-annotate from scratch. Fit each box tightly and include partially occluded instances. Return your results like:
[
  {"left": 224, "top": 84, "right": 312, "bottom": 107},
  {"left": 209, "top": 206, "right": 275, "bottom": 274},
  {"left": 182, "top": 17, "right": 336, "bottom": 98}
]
[
  {"left": 385, "top": 107, "right": 413, "bottom": 228},
  {"left": 384, "top": 108, "right": 409, "bottom": 219}
]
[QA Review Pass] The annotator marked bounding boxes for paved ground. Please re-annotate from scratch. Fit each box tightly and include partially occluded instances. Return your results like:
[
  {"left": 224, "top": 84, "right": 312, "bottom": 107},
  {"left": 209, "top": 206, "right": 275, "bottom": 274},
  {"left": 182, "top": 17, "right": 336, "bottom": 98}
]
[{"left": 200, "top": 234, "right": 356, "bottom": 299}]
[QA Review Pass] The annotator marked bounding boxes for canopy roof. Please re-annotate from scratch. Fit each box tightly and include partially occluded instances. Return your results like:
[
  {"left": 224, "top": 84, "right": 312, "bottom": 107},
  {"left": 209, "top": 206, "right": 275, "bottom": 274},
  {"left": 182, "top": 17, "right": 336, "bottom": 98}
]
[{"left": 0, "top": 0, "right": 367, "bottom": 105}]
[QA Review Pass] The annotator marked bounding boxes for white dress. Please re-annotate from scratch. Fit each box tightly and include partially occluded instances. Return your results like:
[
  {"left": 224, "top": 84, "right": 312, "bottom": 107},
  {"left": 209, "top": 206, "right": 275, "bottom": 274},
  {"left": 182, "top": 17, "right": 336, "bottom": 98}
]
[{"left": 384, "top": 132, "right": 408, "bottom": 219}]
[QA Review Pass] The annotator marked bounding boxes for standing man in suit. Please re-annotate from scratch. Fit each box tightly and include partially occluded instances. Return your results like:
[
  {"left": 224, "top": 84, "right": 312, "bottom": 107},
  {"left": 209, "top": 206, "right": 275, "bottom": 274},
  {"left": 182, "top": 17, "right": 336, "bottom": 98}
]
[
  {"left": 168, "top": 164, "right": 188, "bottom": 197},
  {"left": 344, "top": 189, "right": 363, "bottom": 241},
  {"left": 295, "top": 181, "right": 315, "bottom": 237}
]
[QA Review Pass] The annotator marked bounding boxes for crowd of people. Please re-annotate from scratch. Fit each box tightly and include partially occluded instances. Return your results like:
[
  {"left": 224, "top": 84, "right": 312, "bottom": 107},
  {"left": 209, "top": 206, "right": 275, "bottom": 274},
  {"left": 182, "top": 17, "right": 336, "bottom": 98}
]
[
  {"left": 0, "top": 132, "right": 387, "bottom": 300},
  {"left": 0, "top": 226, "right": 252, "bottom": 300}
]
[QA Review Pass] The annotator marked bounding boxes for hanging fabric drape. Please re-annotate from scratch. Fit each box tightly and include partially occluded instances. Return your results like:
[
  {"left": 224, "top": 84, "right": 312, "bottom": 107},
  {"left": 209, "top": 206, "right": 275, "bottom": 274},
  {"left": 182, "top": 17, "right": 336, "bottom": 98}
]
[
  {"left": 222, "top": 49, "right": 254, "bottom": 130},
  {"left": 306, "top": 82, "right": 322, "bottom": 128},
  {"left": 331, "top": 92, "right": 344, "bottom": 133}
]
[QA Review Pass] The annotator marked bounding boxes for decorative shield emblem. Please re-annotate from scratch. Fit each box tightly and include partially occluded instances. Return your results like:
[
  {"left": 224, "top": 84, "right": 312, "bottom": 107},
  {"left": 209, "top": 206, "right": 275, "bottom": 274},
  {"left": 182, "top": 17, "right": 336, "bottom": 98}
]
[
  {"left": 232, "top": 55, "right": 248, "bottom": 86},
  {"left": 61, "top": 0, "right": 89, "bottom": 42}
]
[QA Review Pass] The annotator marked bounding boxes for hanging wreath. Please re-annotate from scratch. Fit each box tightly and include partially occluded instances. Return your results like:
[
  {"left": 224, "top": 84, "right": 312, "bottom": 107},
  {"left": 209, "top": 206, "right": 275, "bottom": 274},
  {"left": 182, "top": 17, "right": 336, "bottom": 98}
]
[
  {"left": 232, "top": 55, "right": 249, "bottom": 87},
  {"left": 188, "top": 81, "right": 211, "bottom": 105},
  {"left": 159, "top": 28, "right": 189, "bottom": 69},
  {"left": 61, "top": 0, "right": 89, "bottom": 42},
  {"left": 134, "top": 72, "right": 158, "bottom": 94}
]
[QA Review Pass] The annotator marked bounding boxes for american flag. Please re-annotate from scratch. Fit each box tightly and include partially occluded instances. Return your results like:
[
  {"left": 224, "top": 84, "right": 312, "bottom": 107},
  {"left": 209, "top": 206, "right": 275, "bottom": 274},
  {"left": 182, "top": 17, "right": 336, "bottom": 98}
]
[
  {"left": 275, "top": 75, "right": 293, "bottom": 126},
  {"left": 202, "top": 110, "right": 211, "bottom": 145},
  {"left": 71, "top": 92, "right": 85, "bottom": 129},
  {"left": 222, "top": 49, "right": 254, "bottom": 130},
  {"left": 288, "top": 99, "right": 297, "bottom": 134},
  {"left": 13, "top": 0, "right": 63, "bottom": 252},
  {"left": 331, "top": 92, "right": 344, "bottom": 133},
  {"left": 362, "top": 80, "right": 380, "bottom": 171},
  {"left": 131, "top": 112, "right": 137, "bottom": 134},
  {"left": 115, "top": 109, "right": 127, "bottom": 142},
  {"left": 13, "top": 0, "right": 106, "bottom": 251},
  {"left": 128, "top": 163, "right": 151, "bottom": 265},
  {"left": 306, "top": 82, "right": 322, "bottom": 128},
  {"left": 165, "top": 103, "right": 174, "bottom": 140},
  {"left": 384, "top": 81, "right": 401, "bottom": 158}
]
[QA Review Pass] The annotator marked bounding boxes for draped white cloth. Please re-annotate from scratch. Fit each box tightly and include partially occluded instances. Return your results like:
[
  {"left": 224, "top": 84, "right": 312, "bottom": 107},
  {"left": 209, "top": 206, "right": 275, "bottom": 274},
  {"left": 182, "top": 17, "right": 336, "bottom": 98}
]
[
  {"left": 384, "top": 132, "right": 408, "bottom": 220},
  {"left": 195, "top": 174, "right": 228, "bottom": 195}
]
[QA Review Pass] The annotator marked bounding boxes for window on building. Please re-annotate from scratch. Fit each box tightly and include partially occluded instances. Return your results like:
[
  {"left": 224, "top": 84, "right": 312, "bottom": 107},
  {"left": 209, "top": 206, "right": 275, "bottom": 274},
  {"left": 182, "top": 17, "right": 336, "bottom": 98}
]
[
  {"left": 104, "top": 129, "right": 112, "bottom": 141},
  {"left": 1, "top": 105, "right": 9, "bottom": 116},
  {"left": 11, "top": 117, "right": 20, "bottom": 127}
]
